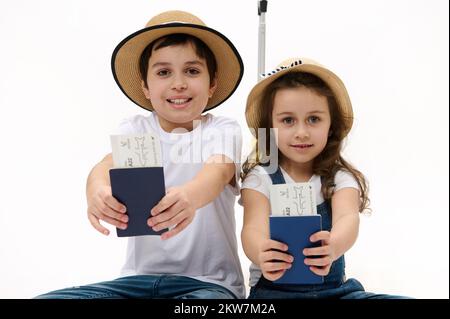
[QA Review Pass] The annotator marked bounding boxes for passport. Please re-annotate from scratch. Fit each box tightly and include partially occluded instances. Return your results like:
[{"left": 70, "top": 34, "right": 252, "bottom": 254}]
[
  {"left": 109, "top": 167, "right": 166, "bottom": 237},
  {"left": 270, "top": 215, "right": 323, "bottom": 284}
]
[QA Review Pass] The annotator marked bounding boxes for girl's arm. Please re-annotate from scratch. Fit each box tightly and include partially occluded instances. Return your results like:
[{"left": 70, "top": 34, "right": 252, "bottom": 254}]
[
  {"left": 329, "top": 188, "right": 360, "bottom": 259},
  {"left": 241, "top": 188, "right": 271, "bottom": 264},
  {"left": 241, "top": 188, "right": 293, "bottom": 281},
  {"left": 303, "top": 187, "right": 360, "bottom": 275}
]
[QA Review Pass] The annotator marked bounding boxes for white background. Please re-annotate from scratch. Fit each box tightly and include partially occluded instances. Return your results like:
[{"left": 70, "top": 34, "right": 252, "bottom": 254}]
[{"left": 0, "top": 0, "right": 448, "bottom": 299}]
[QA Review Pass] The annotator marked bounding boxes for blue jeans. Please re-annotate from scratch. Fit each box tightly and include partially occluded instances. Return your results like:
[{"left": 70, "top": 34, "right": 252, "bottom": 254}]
[
  {"left": 248, "top": 278, "right": 410, "bottom": 299},
  {"left": 35, "top": 275, "right": 237, "bottom": 299}
]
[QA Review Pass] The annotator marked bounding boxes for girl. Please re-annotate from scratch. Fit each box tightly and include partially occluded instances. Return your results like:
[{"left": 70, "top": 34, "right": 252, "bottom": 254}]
[{"left": 240, "top": 57, "right": 408, "bottom": 299}]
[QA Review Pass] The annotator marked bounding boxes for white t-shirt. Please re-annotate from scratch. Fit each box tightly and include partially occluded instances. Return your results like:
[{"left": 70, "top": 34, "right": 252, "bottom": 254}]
[
  {"left": 240, "top": 165, "right": 359, "bottom": 287},
  {"left": 114, "top": 112, "right": 245, "bottom": 298}
]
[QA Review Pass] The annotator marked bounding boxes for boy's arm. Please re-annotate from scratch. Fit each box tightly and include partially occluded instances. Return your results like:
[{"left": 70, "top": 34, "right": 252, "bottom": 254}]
[
  {"left": 184, "top": 154, "right": 236, "bottom": 209},
  {"left": 241, "top": 188, "right": 293, "bottom": 281},
  {"left": 148, "top": 154, "right": 235, "bottom": 240},
  {"left": 86, "top": 153, "right": 128, "bottom": 235}
]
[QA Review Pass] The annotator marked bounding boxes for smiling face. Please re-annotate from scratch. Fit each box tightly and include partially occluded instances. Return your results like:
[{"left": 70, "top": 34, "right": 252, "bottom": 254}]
[
  {"left": 272, "top": 86, "right": 331, "bottom": 173},
  {"left": 141, "top": 42, "right": 217, "bottom": 132}
]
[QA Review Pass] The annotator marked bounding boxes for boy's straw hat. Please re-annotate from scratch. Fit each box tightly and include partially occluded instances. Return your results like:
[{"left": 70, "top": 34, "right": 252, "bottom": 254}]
[
  {"left": 246, "top": 58, "right": 353, "bottom": 137},
  {"left": 112, "top": 10, "right": 243, "bottom": 112}
]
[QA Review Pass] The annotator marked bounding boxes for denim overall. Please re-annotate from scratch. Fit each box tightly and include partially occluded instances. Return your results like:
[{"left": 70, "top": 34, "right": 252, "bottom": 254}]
[{"left": 248, "top": 166, "right": 406, "bottom": 299}]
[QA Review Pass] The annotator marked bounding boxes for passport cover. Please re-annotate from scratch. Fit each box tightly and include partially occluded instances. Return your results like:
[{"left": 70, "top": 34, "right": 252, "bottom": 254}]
[
  {"left": 270, "top": 215, "right": 323, "bottom": 284},
  {"left": 109, "top": 167, "right": 166, "bottom": 237}
]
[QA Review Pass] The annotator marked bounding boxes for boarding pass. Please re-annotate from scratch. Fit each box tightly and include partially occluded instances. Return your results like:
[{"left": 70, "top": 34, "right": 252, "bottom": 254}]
[
  {"left": 110, "top": 133, "right": 162, "bottom": 168},
  {"left": 269, "top": 182, "right": 318, "bottom": 216}
]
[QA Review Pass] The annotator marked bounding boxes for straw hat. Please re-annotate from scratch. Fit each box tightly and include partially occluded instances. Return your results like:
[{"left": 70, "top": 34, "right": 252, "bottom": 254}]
[
  {"left": 246, "top": 57, "right": 353, "bottom": 137},
  {"left": 112, "top": 10, "right": 243, "bottom": 112}
]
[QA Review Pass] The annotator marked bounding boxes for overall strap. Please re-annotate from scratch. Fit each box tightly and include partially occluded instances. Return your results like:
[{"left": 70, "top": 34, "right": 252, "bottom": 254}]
[
  {"left": 264, "top": 165, "right": 327, "bottom": 190},
  {"left": 263, "top": 166, "right": 286, "bottom": 185}
]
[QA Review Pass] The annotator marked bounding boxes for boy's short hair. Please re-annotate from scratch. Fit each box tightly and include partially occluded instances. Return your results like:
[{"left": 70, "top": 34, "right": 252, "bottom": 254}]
[
  {"left": 111, "top": 10, "right": 243, "bottom": 113},
  {"left": 139, "top": 33, "right": 217, "bottom": 88}
]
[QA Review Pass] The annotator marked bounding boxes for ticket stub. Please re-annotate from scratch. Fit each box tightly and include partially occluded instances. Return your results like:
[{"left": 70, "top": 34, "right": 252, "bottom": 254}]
[{"left": 110, "top": 133, "right": 162, "bottom": 168}]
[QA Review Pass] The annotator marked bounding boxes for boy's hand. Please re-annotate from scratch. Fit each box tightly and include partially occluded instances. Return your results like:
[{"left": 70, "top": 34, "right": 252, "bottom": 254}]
[
  {"left": 148, "top": 186, "right": 196, "bottom": 240},
  {"left": 259, "top": 239, "right": 294, "bottom": 282},
  {"left": 303, "top": 230, "right": 336, "bottom": 276},
  {"left": 87, "top": 184, "right": 128, "bottom": 236}
]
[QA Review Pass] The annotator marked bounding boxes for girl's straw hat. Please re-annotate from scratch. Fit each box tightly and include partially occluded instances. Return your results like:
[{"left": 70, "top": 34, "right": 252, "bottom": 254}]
[
  {"left": 112, "top": 10, "right": 243, "bottom": 112},
  {"left": 246, "top": 57, "right": 353, "bottom": 137}
]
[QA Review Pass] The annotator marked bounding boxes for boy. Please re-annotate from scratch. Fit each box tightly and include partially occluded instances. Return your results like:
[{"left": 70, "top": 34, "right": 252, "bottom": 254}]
[{"left": 36, "top": 10, "right": 245, "bottom": 299}]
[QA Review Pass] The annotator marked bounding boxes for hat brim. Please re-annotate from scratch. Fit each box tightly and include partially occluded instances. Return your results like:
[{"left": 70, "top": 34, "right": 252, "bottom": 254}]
[
  {"left": 112, "top": 23, "right": 244, "bottom": 112},
  {"left": 246, "top": 62, "right": 353, "bottom": 137}
]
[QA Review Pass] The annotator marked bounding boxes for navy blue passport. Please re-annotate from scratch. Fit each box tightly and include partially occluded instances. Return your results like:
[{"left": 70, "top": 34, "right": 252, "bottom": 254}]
[
  {"left": 109, "top": 167, "right": 166, "bottom": 237},
  {"left": 269, "top": 215, "right": 323, "bottom": 284}
]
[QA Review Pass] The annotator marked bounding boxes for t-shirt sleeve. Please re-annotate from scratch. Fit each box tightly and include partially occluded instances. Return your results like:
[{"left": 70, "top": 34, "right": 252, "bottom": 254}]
[
  {"left": 202, "top": 116, "right": 242, "bottom": 162},
  {"left": 334, "top": 170, "right": 360, "bottom": 193},
  {"left": 111, "top": 118, "right": 137, "bottom": 135},
  {"left": 201, "top": 116, "right": 243, "bottom": 195},
  {"left": 239, "top": 166, "right": 270, "bottom": 206}
]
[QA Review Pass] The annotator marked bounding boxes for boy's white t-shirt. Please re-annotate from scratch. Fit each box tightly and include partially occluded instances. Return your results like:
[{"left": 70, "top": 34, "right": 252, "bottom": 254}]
[
  {"left": 114, "top": 112, "right": 245, "bottom": 298},
  {"left": 240, "top": 165, "right": 360, "bottom": 287}
]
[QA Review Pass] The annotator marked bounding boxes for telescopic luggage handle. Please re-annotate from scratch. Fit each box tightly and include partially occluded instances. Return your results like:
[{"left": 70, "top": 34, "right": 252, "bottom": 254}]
[{"left": 257, "top": 0, "right": 268, "bottom": 81}]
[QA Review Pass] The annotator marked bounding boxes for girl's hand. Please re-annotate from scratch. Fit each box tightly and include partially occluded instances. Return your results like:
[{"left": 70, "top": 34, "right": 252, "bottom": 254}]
[
  {"left": 303, "top": 231, "right": 336, "bottom": 276},
  {"left": 148, "top": 186, "right": 196, "bottom": 240},
  {"left": 259, "top": 239, "right": 294, "bottom": 281}
]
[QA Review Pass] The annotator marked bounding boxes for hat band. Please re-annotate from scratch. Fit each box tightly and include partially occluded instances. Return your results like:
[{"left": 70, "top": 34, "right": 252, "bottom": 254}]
[{"left": 261, "top": 59, "right": 303, "bottom": 78}]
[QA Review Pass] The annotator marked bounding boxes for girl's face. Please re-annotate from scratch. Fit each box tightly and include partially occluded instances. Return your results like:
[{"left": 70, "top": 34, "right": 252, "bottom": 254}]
[
  {"left": 142, "top": 42, "right": 217, "bottom": 132},
  {"left": 272, "top": 87, "right": 331, "bottom": 170}
]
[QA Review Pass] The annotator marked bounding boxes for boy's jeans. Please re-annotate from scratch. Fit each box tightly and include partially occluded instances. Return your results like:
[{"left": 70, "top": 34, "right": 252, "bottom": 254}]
[{"left": 35, "top": 275, "right": 236, "bottom": 299}]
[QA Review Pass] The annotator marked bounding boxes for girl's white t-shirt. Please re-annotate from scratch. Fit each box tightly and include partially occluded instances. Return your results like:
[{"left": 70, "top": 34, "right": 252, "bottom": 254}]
[
  {"left": 240, "top": 165, "right": 359, "bottom": 287},
  {"left": 114, "top": 112, "right": 245, "bottom": 298}
]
